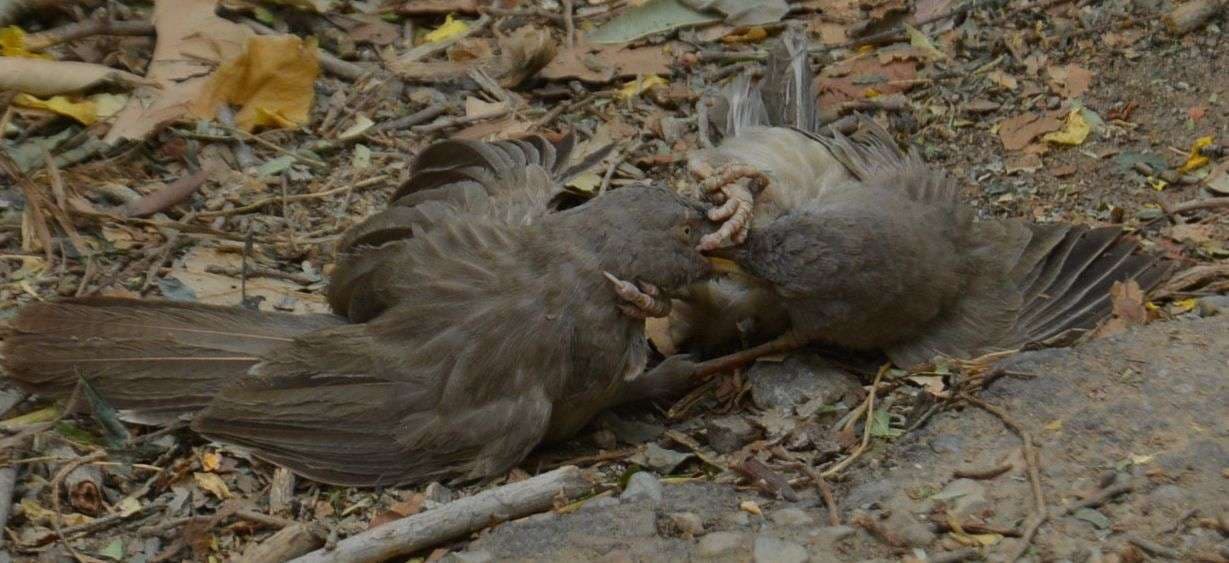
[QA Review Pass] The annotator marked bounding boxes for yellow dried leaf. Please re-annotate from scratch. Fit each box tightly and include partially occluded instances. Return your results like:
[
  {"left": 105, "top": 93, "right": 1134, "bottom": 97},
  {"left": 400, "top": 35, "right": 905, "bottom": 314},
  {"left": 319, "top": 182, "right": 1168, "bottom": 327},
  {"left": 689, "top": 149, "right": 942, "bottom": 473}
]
[
  {"left": 1178, "top": 136, "right": 1213, "bottom": 173},
  {"left": 0, "top": 26, "right": 50, "bottom": 58},
  {"left": 193, "top": 472, "right": 231, "bottom": 499},
  {"left": 12, "top": 93, "right": 97, "bottom": 125},
  {"left": 722, "top": 26, "right": 768, "bottom": 44},
  {"left": 1044, "top": 419, "right": 1064, "bottom": 431},
  {"left": 21, "top": 499, "right": 94, "bottom": 527},
  {"left": 1173, "top": 298, "right": 1197, "bottom": 312},
  {"left": 193, "top": 35, "right": 319, "bottom": 132},
  {"left": 116, "top": 496, "right": 143, "bottom": 517},
  {"left": 424, "top": 14, "right": 469, "bottom": 44},
  {"left": 0, "top": 405, "right": 59, "bottom": 430},
  {"left": 617, "top": 74, "right": 667, "bottom": 100},
  {"left": 739, "top": 500, "right": 762, "bottom": 515},
  {"left": 200, "top": 450, "right": 222, "bottom": 472},
  {"left": 1130, "top": 453, "right": 1154, "bottom": 465},
  {"left": 905, "top": 24, "right": 946, "bottom": 59},
  {"left": 1042, "top": 110, "right": 1090, "bottom": 145}
]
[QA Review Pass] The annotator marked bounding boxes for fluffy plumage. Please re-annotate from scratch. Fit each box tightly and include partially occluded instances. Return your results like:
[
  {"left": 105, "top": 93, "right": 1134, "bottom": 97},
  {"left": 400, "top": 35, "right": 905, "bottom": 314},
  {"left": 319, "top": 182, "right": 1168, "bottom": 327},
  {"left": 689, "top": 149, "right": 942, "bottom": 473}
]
[{"left": 677, "top": 29, "right": 1172, "bottom": 367}]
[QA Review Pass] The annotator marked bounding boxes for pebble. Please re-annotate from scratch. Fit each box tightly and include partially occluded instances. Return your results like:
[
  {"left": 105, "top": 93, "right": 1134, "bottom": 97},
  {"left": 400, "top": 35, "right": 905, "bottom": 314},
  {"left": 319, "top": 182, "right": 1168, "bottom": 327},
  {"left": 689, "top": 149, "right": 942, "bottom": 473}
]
[
  {"left": 706, "top": 415, "right": 760, "bottom": 454},
  {"left": 748, "top": 353, "right": 861, "bottom": 410},
  {"left": 1197, "top": 295, "right": 1229, "bottom": 317},
  {"left": 424, "top": 482, "right": 453, "bottom": 504},
  {"left": 620, "top": 472, "right": 664, "bottom": 505},
  {"left": 697, "top": 532, "right": 747, "bottom": 557},
  {"left": 722, "top": 511, "right": 752, "bottom": 527},
  {"left": 884, "top": 511, "right": 936, "bottom": 547},
  {"left": 933, "top": 478, "right": 988, "bottom": 518},
  {"left": 752, "top": 536, "right": 808, "bottom": 563},
  {"left": 769, "top": 508, "right": 815, "bottom": 527},
  {"left": 669, "top": 512, "right": 705, "bottom": 536}
]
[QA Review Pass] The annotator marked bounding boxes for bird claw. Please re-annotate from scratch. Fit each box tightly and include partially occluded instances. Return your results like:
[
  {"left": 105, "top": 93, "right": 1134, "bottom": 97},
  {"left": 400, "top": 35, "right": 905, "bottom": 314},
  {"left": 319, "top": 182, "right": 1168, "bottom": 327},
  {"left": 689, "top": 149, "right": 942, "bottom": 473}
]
[
  {"left": 690, "top": 162, "right": 767, "bottom": 251},
  {"left": 604, "top": 272, "right": 671, "bottom": 319}
]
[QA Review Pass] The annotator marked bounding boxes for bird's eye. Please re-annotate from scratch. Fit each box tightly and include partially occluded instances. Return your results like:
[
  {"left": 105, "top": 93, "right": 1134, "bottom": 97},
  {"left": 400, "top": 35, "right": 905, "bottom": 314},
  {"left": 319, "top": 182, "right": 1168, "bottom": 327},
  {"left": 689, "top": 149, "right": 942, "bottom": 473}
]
[{"left": 682, "top": 225, "right": 692, "bottom": 237}]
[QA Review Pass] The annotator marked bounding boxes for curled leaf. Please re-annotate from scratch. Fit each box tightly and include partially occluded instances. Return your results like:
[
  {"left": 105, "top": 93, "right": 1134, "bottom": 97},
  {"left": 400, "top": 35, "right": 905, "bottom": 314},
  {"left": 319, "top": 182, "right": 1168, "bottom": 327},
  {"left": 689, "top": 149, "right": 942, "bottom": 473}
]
[
  {"left": 618, "top": 74, "right": 668, "bottom": 100},
  {"left": 1178, "top": 136, "right": 1213, "bottom": 173},
  {"left": 0, "top": 25, "right": 48, "bottom": 58},
  {"left": 423, "top": 14, "right": 468, "bottom": 44},
  {"left": 12, "top": 93, "right": 97, "bottom": 125},
  {"left": 1042, "top": 109, "right": 1090, "bottom": 146}
]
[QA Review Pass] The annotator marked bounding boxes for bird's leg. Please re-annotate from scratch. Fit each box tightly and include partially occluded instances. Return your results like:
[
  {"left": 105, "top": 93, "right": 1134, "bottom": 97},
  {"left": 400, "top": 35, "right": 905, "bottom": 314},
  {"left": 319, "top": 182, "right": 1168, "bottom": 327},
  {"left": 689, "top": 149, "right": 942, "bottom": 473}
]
[
  {"left": 603, "top": 272, "right": 671, "bottom": 319},
  {"left": 688, "top": 330, "right": 810, "bottom": 380},
  {"left": 690, "top": 162, "right": 769, "bottom": 251}
]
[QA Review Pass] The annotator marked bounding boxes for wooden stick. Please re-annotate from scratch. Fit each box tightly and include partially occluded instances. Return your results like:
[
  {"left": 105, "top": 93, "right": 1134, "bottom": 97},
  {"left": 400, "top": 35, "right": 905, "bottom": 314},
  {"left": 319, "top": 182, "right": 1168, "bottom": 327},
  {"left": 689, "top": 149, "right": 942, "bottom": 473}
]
[
  {"left": 240, "top": 523, "right": 325, "bottom": 563},
  {"left": 26, "top": 19, "right": 154, "bottom": 50},
  {"left": 1164, "top": 0, "right": 1226, "bottom": 35},
  {"left": 690, "top": 332, "right": 809, "bottom": 380},
  {"left": 289, "top": 466, "right": 591, "bottom": 563}
]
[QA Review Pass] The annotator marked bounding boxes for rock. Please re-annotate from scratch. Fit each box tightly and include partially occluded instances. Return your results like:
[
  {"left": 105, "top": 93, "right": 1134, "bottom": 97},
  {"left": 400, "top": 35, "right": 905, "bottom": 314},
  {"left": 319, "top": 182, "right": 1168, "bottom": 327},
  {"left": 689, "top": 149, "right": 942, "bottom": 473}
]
[
  {"left": 811, "top": 525, "right": 856, "bottom": 546},
  {"left": 752, "top": 536, "right": 808, "bottom": 563},
  {"left": 884, "top": 511, "right": 936, "bottom": 547},
  {"left": 748, "top": 353, "right": 861, "bottom": 410},
  {"left": 628, "top": 443, "right": 693, "bottom": 474},
  {"left": 669, "top": 512, "right": 705, "bottom": 536},
  {"left": 929, "top": 434, "right": 963, "bottom": 455},
  {"left": 580, "top": 495, "right": 621, "bottom": 512},
  {"left": 443, "top": 551, "right": 494, "bottom": 563},
  {"left": 769, "top": 508, "right": 815, "bottom": 527},
  {"left": 424, "top": 482, "right": 453, "bottom": 504},
  {"left": 697, "top": 532, "right": 748, "bottom": 557},
  {"left": 620, "top": 472, "right": 664, "bottom": 505},
  {"left": 1197, "top": 295, "right": 1229, "bottom": 317},
  {"left": 722, "top": 511, "right": 752, "bottom": 527},
  {"left": 932, "top": 479, "right": 988, "bottom": 518},
  {"left": 705, "top": 416, "right": 760, "bottom": 454},
  {"left": 1147, "top": 484, "right": 1190, "bottom": 511}
]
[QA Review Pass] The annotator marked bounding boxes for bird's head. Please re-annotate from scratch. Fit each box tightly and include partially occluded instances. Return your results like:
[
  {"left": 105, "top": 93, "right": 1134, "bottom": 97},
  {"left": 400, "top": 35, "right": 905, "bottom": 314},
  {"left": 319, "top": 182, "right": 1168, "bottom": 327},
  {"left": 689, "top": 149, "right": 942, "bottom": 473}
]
[{"left": 559, "top": 185, "right": 718, "bottom": 293}]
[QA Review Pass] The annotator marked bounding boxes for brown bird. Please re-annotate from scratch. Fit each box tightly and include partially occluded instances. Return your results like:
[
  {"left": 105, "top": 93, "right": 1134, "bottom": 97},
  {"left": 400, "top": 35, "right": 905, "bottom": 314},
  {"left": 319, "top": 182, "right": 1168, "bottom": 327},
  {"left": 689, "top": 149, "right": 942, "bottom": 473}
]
[
  {"left": 673, "top": 30, "right": 1172, "bottom": 368},
  {"left": 3, "top": 134, "right": 715, "bottom": 486}
]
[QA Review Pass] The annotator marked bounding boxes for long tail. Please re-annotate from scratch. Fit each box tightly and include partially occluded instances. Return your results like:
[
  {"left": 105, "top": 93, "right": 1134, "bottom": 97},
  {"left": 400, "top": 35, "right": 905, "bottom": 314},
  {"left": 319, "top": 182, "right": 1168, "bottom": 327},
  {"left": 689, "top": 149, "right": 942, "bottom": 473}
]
[
  {"left": 1011, "top": 225, "right": 1173, "bottom": 343},
  {"left": 1, "top": 297, "right": 346, "bottom": 424}
]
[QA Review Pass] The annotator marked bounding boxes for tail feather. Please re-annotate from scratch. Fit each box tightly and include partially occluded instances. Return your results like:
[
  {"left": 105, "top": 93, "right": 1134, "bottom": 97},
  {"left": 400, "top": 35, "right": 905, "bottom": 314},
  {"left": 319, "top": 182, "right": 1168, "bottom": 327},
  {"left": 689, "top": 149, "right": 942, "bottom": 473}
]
[{"left": 1, "top": 298, "right": 346, "bottom": 423}]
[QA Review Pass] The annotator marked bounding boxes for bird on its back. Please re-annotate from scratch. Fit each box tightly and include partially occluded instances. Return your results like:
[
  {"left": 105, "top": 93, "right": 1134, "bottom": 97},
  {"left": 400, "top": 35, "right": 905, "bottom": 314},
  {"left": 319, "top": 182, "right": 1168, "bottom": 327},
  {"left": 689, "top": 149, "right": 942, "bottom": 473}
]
[
  {"left": 3, "top": 134, "right": 717, "bottom": 487},
  {"left": 674, "top": 29, "right": 1172, "bottom": 368}
]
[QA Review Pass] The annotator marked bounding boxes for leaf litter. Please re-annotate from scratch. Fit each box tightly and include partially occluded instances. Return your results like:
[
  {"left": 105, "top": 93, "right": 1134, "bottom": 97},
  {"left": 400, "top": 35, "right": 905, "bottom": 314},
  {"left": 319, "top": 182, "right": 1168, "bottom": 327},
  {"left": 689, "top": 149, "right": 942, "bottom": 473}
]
[{"left": 0, "top": 0, "right": 1226, "bottom": 561}]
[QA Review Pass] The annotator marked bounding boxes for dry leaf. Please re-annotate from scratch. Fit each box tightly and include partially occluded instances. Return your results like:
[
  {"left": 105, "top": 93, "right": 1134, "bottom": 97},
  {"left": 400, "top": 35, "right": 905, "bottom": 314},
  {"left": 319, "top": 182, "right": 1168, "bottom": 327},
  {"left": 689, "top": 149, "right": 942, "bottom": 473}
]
[
  {"left": 618, "top": 74, "right": 668, "bottom": 100},
  {"left": 423, "top": 14, "right": 469, "bottom": 44},
  {"left": 167, "top": 246, "right": 330, "bottom": 313},
  {"left": 200, "top": 450, "right": 222, "bottom": 472},
  {"left": 0, "top": 58, "right": 152, "bottom": 97},
  {"left": 1047, "top": 64, "right": 1092, "bottom": 98},
  {"left": 998, "top": 112, "right": 1063, "bottom": 151},
  {"left": 0, "top": 25, "right": 48, "bottom": 58},
  {"left": 193, "top": 471, "right": 231, "bottom": 499},
  {"left": 105, "top": 0, "right": 252, "bottom": 143},
  {"left": 194, "top": 35, "right": 319, "bottom": 131},
  {"left": 986, "top": 70, "right": 1018, "bottom": 91},
  {"left": 20, "top": 499, "right": 94, "bottom": 527},
  {"left": 11, "top": 93, "right": 97, "bottom": 125},
  {"left": 739, "top": 500, "right": 762, "bottom": 515},
  {"left": 464, "top": 97, "right": 508, "bottom": 118},
  {"left": 1093, "top": 280, "right": 1147, "bottom": 338},
  {"left": 1178, "top": 136, "right": 1213, "bottom": 173},
  {"left": 540, "top": 42, "right": 673, "bottom": 83},
  {"left": 819, "top": 55, "right": 918, "bottom": 106},
  {"left": 1042, "top": 109, "right": 1091, "bottom": 146}
]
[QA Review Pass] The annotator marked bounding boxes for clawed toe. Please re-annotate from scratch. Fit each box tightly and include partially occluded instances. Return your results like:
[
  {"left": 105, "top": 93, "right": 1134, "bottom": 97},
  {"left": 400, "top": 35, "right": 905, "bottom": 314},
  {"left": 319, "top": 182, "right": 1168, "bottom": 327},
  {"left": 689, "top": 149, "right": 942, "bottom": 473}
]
[
  {"left": 604, "top": 272, "right": 671, "bottom": 319},
  {"left": 690, "top": 162, "right": 767, "bottom": 251}
]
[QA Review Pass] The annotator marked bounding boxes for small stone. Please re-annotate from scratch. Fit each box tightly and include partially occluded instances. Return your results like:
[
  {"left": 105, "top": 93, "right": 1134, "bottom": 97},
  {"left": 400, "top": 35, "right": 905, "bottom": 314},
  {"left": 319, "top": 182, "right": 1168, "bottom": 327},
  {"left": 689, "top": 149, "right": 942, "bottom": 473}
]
[
  {"left": 697, "top": 532, "right": 748, "bottom": 557},
  {"left": 753, "top": 536, "right": 808, "bottom": 563},
  {"left": 424, "top": 482, "right": 453, "bottom": 504},
  {"left": 722, "top": 511, "right": 752, "bottom": 527},
  {"left": 748, "top": 353, "right": 861, "bottom": 410},
  {"left": 669, "top": 512, "right": 705, "bottom": 536},
  {"left": 929, "top": 435, "right": 963, "bottom": 455},
  {"left": 932, "top": 479, "right": 988, "bottom": 518},
  {"left": 579, "top": 495, "right": 620, "bottom": 512},
  {"left": 620, "top": 472, "right": 664, "bottom": 505},
  {"left": 811, "top": 525, "right": 856, "bottom": 546},
  {"left": 884, "top": 511, "right": 936, "bottom": 547},
  {"left": 769, "top": 508, "right": 815, "bottom": 527},
  {"left": 706, "top": 416, "right": 760, "bottom": 454},
  {"left": 1197, "top": 295, "right": 1229, "bottom": 317}
]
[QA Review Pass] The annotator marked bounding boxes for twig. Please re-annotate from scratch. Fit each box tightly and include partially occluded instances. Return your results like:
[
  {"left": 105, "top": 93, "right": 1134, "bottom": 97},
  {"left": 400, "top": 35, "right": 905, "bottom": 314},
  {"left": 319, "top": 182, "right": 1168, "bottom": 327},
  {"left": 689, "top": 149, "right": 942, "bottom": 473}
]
[
  {"left": 241, "top": 18, "right": 368, "bottom": 81},
  {"left": 215, "top": 125, "right": 328, "bottom": 168},
  {"left": 1127, "top": 535, "right": 1184, "bottom": 560},
  {"left": 821, "top": 364, "right": 888, "bottom": 478},
  {"left": 961, "top": 394, "right": 1047, "bottom": 562},
  {"left": 599, "top": 141, "right": 642, "bottom": 193},
  {"left": 242, "top": 523, "right": 325, "bottom": 563},
  {"left": 396, "top": 14, "right": 491, "bottom": 65},
  {"left": 50, "top": 450, "right": 108, "bottom": 562},
  {"left": 26, "top": 18, "right": 153, "bottom": 50},
  {"left": 1060, "top": 480, "right": 1134, "bottom": 514},
  {"left": 289, "top": 466, "right": 592, "bottom": 563},
  {"left": 690, "top": 332, "right": 810, "bottom": 381},
  {"left": 561, "top": 0, "right": 575, "bottom": 49},
  {"left": 121, "top": 169, "right": 209, "bottom": 218},
  {"left": 205, "top": 264, "right": 318, "bottom": 285},
  {"left": 374, "top": 103, "right": 452, "bottom": 132},
  {"left": 1162, "top": 196, "right": 1229, "bottom": 216},
  {"left": 953, "top": 462, "right": 1013, "bottom": 480},
  {"left": 56, "top": 501, "right": 164, "bottom": 540},
  {"left": 412, "top": 108, "right": 511, "bottom": 134},
  {"left": 196, "top": 174, "right": 389, "bottom": 218}
]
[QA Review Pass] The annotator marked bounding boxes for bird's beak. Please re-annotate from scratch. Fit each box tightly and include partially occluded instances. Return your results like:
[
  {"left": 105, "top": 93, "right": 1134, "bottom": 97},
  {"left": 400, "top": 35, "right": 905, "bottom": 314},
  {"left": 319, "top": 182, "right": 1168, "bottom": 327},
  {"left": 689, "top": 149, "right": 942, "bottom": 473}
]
[{"left": 706, "top": 255, "right": 746, "bottom": 276}]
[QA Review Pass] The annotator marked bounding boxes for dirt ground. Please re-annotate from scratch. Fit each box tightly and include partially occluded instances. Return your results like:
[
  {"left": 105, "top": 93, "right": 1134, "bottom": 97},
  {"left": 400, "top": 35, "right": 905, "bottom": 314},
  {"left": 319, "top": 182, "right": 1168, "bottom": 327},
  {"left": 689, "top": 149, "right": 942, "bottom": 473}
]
[{"left": 0, "top": 0, "right": 1227, "bottom": 562}]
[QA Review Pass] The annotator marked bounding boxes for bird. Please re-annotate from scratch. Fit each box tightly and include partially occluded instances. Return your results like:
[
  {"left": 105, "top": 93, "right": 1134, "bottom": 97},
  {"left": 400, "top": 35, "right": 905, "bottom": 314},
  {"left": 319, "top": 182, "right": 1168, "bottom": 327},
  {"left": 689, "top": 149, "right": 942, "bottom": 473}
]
[
  {"left": 2, "top": 133, "right": 717, "bottom": 487},
  {"left": 671, "top": 29, "right": 1173, "bottom": 369}
]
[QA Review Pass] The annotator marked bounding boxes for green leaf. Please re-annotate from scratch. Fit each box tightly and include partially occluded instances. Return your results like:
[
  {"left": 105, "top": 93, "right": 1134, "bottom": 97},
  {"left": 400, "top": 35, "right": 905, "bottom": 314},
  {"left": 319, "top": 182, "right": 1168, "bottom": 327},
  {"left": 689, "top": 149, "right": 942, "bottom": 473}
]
[
  {"left": 99, "top": 539, "right": 123, "bottom": 561},
  {"left": 79, "top": 376, "right": 130, "bottom": 448},
  {"left": 870, "top": 410, "right": 904, "bottom": 439},
  {"left": 589, "top": 0, "right": 720, "bottom": 44}
]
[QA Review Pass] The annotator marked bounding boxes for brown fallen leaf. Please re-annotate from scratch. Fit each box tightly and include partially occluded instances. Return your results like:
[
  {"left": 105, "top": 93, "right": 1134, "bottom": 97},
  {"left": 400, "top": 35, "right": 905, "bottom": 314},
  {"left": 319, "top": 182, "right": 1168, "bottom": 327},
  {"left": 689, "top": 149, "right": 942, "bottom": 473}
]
[
  {"left": 0, "top": 58, "right": 153, "bottom": 96},
  {"left": 1047, "top": 64, "right": 1093, "bottom": 99},
  {"left": 1091, "top": 280, "right": 1147, "bottom": 338},
  {"left": 819, "top": 54, "right": 918, "bottom": 106},
  {"left": 391, "top": 25, "right": 555, "bottom": 89},
  {"left": 193, "top": 35, "right": 320, "bottom": 131},
  {"left": 997, "top": 111, "right": 1063, "bottom": 151},
  {"left": 540, "top": 41, "right": 673, "bottom": 83},
  {"left": 105, "top": 0, "right": 252, "bottom": 143}
]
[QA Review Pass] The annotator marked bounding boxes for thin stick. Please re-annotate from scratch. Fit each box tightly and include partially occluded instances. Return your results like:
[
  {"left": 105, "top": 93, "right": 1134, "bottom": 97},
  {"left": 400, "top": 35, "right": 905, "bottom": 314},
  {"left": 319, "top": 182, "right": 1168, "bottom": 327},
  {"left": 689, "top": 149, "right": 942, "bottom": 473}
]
[
  {"left": 961, "top": 394, "right": 1047, "bottom": 562},
  {"left": 196, "top": 175, "right": 389, "bottom": 218},
  {"left": 412, "top": 108, "right": 511, "bottom": 134},
  {"left": 821, "top": 365, "right": 888, "bottom": 478},
  {"left": 26, "top": 19, "right": 153, "bottom": 50},
  {"left": 690, "top": 332, "right": 810, "bottom": 381},
  {"left": 561, "top": 0, "right": 575, "bottom": 49}
]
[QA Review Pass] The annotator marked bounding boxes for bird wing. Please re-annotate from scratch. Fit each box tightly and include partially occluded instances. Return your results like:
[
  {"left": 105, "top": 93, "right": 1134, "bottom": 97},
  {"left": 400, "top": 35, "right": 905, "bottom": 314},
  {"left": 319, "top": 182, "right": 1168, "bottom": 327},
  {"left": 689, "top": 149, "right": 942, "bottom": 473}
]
[
  {"left": 195, "top": 213, "right": 577, "bottom": 486},
  {"left": 330, "top": 134, "right": 577, "bottom": 321}
]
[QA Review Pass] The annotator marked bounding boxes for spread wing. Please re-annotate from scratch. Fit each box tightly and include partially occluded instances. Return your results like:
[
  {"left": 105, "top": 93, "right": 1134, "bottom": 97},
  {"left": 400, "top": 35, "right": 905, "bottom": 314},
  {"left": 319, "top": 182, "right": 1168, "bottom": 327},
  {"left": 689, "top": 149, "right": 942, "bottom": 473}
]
[
  {"left": 195, "top": 214, "right": 578, "bottom": 487},
  {"left": 329, "top": 134, "right": 580, "bottom": 321}
]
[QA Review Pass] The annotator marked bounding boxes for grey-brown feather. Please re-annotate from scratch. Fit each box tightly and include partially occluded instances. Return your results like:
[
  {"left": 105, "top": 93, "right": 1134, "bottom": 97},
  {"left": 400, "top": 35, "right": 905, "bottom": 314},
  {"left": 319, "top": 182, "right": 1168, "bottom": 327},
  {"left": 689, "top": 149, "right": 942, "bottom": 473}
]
[{"left": 678, "top": 30, "right": 1172, "bottom": 366}]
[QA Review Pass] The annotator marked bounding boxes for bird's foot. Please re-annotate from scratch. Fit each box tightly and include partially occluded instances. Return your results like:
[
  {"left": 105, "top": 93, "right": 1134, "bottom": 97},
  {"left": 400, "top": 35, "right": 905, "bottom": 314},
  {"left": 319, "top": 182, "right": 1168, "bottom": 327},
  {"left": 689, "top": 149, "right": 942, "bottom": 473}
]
[
  {"left": 603, "top": 272, "right": 671, "bottom": 319},
  {"left": 690, "top": 163, "right": 768, "bottom": 251}
]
